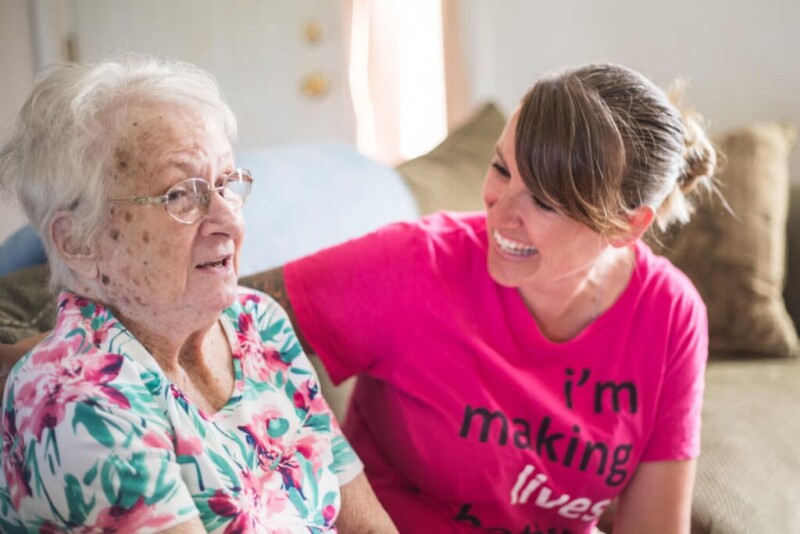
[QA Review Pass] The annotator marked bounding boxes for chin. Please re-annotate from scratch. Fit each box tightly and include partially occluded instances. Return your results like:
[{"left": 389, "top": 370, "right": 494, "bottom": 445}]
[
  {"left": 486, "top": 249, "right": 537, "bottom": 288},
  {"left": 206, "top": 281, "right": 239, "bottom": 312},
  {"left": 487, "top": 256, "right": 522, "bottom": 288}
]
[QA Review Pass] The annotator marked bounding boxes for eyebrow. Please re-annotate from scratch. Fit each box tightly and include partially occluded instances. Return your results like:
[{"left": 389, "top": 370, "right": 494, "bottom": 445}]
[{"left": 165, "top": 153, "right": 234, "bottom": 176}]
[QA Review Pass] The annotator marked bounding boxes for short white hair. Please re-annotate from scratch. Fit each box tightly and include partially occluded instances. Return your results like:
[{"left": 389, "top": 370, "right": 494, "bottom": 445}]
[{"left": 0, "top": 55, "right": 237, "bottom": 290}]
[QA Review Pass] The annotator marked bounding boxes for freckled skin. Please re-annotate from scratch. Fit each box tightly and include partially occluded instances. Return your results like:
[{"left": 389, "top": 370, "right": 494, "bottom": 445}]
[
  {"left": 114, "top": 146, "right": 130, "bottom": 171},
  {"left": 90, "top": 101, "right": 242, "bottom": 339}
]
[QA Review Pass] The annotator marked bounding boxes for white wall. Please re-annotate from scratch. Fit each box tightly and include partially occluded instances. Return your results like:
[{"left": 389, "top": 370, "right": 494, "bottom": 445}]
[
  {"left": 457, "top": 0, "right": 800, "bottom": 183},
  {"left": 0, "top": 0, "right": 36, "bottom": 241},
  {"left": 0, "top": 0, "right": 356, "bottom": 242}
]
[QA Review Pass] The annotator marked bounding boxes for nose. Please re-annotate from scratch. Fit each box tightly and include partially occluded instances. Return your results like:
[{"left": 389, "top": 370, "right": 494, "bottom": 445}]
[
  {"left": 201, "top": 188, "right": 245, "bottom": 239},
  {"left": 484, "top": 175, "right": 523, "bottom": 228}
]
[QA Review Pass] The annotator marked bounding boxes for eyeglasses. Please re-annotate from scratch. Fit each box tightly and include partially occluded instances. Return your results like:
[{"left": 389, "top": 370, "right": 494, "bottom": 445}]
[{"left": 109, "top": 168, "right": 253, "bottom": 224}]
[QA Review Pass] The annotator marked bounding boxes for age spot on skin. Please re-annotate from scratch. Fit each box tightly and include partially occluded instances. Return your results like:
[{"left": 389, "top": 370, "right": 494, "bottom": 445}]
[
  {"left": 124, "top": 212, "right": 133, "bottom": 223},
  {"left": 114, "top": 147, "right": 130, "bottom": 171},
  {"left": 109, "top": 229, "right": 120, "bottom": 241},
  {"left": 142, "top": 231, "right": 150, "bottom": 243},
  {"left": 101, "top": 274, "right": 110, "bottom": 285}
]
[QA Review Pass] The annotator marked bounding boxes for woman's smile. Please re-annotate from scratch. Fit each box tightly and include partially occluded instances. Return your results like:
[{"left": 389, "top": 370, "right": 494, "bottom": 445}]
[{"left": 492, "top": 229, "right": 538, "bottom": 257}]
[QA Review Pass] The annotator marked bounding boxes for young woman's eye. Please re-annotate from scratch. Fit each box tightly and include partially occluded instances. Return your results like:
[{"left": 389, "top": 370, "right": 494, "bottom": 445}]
[
  {"left": 532, "top": 195, "right": 556, "bottom": 212},
  {"left": 492, "top": 161, "right": 510, "bottom": 177}
]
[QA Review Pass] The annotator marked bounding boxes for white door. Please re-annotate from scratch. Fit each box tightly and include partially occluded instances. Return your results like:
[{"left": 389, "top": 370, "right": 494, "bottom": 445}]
[{"left": 32, "top": 0, "right": 355, "bottom": 150}]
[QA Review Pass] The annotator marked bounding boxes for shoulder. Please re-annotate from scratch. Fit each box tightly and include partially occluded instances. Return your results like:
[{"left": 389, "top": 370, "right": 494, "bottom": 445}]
[
  {"left": 227, "top": 286, "right": 293, "bottom": 329},
  {"left": 313, "top": 210, "right": 487, "bottom": 257},
  {"left": 631, "top": 241, "right": 708, "bottom": 359},
  {"left": 384, "top": 210, "right": 488, "bottom": 262},
  {"left": 226, "top": 286, "right": 302, "bottom": 356},
  {"left": 633, "top": 240, "right": 705, "bottom": 314},
  {"left": 401, "top": 210, "right": 487, "bottom": 247}
]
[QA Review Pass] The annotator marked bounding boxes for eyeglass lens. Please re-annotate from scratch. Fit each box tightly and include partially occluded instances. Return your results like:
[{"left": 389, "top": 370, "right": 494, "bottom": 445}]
[{"left": 166, "top": 170, "right": 252, "bottom": 223}]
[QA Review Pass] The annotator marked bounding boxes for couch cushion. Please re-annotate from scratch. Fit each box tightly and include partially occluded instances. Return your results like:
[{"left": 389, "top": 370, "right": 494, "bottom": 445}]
[
  {"left": 692, "top": 359, "right": 800, "bottom": 533},
  {"left": 785, "top": 184, "right": 800, "bottom": 332},
  {"left": 0, "top": 264, "right": 56, "bottom": 344},
  {"left": 657, "top": 123, "right": 799, "bottom": 359},
  {"left": 397, "top": 102, "right": 506, "bottom": 215}
]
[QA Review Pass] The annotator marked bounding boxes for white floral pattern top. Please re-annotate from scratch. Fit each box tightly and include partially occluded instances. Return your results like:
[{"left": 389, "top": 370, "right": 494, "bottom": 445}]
[{"left": 0, "top": 288, "right": 361, "bottom": 533}]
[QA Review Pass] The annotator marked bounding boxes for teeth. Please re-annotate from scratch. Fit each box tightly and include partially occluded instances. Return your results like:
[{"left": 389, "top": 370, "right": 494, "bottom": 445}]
[{"left": 493, "top": 230, "right": 537, "bottom": 256}]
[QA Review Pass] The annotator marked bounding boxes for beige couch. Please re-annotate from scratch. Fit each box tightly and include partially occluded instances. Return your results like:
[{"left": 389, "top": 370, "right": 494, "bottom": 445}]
[{"left": 0, "top": 104, "right": 798, "bottom": 533}]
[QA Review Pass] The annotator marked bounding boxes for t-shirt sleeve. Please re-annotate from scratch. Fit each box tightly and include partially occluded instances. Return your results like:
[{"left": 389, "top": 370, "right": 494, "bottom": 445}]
[
  {"left": 641, "top": 288, "right": 709, "bottom": 462},
  {"left": 4, "top": 362, "right": 197, "bottom": 532},
  {"left": 284, "top": 220, "right": 425, "bottom": 385}
]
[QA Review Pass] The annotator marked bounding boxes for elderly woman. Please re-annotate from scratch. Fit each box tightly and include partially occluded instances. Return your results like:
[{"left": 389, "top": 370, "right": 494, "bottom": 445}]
[{"left": 0, "top": 57, "right": 395, "bottom": 533}]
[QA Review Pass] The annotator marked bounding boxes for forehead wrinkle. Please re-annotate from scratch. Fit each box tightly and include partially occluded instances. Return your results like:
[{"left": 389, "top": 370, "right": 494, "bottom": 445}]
[{"left": 161, "top": 148, "right": 234, "bottom": 178}]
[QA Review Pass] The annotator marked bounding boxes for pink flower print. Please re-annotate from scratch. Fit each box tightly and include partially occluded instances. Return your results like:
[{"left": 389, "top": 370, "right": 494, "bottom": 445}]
[
  {"left": 29, "top": 332, "right": 82, "bottom": 366},
  {"left": 2, "top": 410, "right": 32, "bottom": 508},
  {"left": 290, "top": 378, "right": 327, "bottom": 415},
  {"left": 236, "top": 312, "right": 291, "bottom": 383},
  {"left": 240, "top": 292, "right": 261, "bottom": 306},
  {"left": 38, "top": 522, "right": 60, "bottom": 534},
  {"left": 209, "top": 488, "right": 239, "bottom": 518},
  {"left": 90, "top": 321, "right": 115, "bottom": 347},
  {"left": 292, "top": 390, "right": 305, "bottom": 409},
  {"left": 84, "top": 496, "right": 176, "bottom": 532},
  {"left": 209, "top": 470, "right": 291, "bottom": 533},
  {"left": 294, "top": 432, "right": 329, "bottom": 476},
  {"left": 16, "top": 353, "right": 129, "bottom": 441},
  {"left": 175, "top": 432, "right": 205, "bottom": 456},
  {"left": 237, "top": 310, "right": 255, "bottom": 337},
  {"left": 238, "top": 409, "right": 306, "bottom": 497},
  {"left": 322, "top": 504, "right": 337, "bottom": 525},
  {"left": 141, "top": 430, "right": 172, "bottom": 451},
  {"left": 73, "top": 296, "right": 92, "bottom": 309}
]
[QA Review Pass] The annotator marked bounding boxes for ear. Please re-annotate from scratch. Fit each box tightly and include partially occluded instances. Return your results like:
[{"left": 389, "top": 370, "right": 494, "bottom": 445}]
[
  {"left": 50, "top": 211, "right": 100, "bottom": 280},
  {"left": 609, "top": 205, "right": 656, "bottom": 248}
]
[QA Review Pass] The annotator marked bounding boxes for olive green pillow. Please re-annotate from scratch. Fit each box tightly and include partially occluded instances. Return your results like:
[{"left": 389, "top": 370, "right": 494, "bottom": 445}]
[
  {"left": 659, "top": 122, "right": 799, "bottom": 359},
  {"left": 397, "top": 102, "right": 506, "bottom": 215},
  {"left": 0, "top": 263, "right": 56, "bottom": 344}
]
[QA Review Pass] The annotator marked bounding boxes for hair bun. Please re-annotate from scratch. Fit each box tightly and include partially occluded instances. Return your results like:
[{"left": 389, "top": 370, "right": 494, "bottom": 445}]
[{"left": 677, "top": 110, "right": 718, "bottom": 194}]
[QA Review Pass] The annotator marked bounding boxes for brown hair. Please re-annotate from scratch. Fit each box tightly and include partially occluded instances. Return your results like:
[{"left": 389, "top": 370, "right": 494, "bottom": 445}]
[{"left": 515, "top": 63, "right": 717, "bottom": 235}]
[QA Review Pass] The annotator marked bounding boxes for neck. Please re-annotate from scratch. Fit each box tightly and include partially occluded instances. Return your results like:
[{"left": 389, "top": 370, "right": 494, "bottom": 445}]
[
  {"left": 520, "top": 245, "right": 634, "bottom": 342},
  {"left": 93, "top": 295, "right": 222, "bottom": 367}
]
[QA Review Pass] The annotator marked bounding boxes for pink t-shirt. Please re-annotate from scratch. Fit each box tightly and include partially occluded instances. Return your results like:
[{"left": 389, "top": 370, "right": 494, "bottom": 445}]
[{"left": 285, "top": 211, "right": 708, "bottom": 534}]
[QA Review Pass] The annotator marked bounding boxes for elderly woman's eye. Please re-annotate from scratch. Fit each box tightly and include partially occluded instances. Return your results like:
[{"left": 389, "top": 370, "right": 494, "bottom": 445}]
[{"left": 166, "top": 189, "right": 188, "bottom": 202}]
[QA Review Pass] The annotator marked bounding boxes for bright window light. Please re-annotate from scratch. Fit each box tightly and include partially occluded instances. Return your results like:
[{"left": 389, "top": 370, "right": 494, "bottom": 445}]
[
  {"left": 396, "top": 0, "right": 447, "bottom": 160},
  {"left": 349, "top": 0, "right": 447, "bottom": 163}
]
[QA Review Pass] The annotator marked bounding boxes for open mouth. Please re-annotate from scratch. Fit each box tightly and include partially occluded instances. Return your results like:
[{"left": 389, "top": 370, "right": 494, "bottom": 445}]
[
  {"left": 196, "top": 256, "right": 232, "bottom": 270},
  {"left": 493, "top": 230, "right": 538, "bottom": 257}
]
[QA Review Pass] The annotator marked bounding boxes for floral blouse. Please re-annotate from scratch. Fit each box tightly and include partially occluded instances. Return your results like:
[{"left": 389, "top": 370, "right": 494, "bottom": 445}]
[{"left": 0, "top": 289, "right": 361, "bottom": 533}]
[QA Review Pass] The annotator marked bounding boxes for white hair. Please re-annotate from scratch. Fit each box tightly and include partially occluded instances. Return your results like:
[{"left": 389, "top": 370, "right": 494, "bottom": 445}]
[{"left": 0, "top": 55, "right": 237, "bottom": 290}]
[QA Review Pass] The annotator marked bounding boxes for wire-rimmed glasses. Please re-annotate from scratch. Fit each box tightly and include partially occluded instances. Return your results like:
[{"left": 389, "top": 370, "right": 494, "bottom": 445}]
[{"left": 109, "top": 168, "right": 253, "bottom": 224}]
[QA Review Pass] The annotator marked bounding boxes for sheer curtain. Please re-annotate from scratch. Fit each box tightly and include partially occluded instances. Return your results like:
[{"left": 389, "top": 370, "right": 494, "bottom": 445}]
[{"left": 344, "top": 0, "right": 469, "bottom": 164}]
